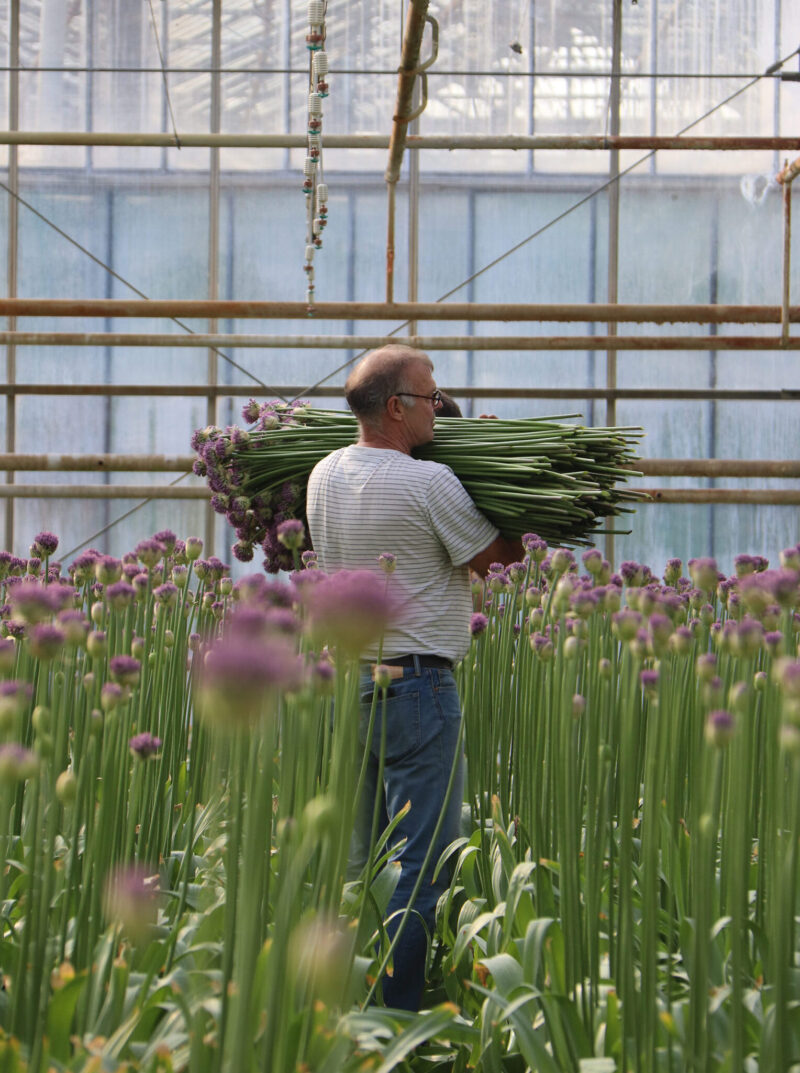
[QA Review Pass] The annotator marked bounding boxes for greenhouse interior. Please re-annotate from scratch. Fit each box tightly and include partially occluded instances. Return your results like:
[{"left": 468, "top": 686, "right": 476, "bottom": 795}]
[{"left": 0, "top": 0, "right": 799, "bottom": 1070}]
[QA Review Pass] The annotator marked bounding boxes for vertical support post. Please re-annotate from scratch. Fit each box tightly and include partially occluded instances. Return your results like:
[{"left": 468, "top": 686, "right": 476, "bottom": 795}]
[
  {"left": 5, "top": 0, "right": 19, "bottom": 553},
  {"left": 407, "top": 83, "right": 420, "bottom": 336},
  {"left": 783, "top": 170, "right": 792, "bottom": 346},
  {"left": 604, "top": 0, "right": 622, "bottom": 568},
  {"left": 205, "top": 0, "right": 222, "bottom": 555}
]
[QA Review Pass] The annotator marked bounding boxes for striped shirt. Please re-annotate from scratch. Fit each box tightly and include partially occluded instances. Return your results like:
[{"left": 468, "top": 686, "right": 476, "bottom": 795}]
[{"left": 306, "top": 445, "right": 498, "bottom": 663}]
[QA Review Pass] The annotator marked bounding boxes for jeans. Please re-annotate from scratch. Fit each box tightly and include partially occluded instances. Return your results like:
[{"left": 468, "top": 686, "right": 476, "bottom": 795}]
[{"left": 350, "top": 660, "right": 464, "bottom": 1011}]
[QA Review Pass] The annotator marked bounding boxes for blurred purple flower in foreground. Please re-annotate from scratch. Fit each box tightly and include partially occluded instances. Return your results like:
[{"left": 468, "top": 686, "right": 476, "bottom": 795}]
[
  {"left": 103, "top": 864, "right": 159, "bottom": 943},
  {"left": 302, "top": 569, "right": 396, "bottom": 657},
  {"left": 129, "top": 732, "right": 162, "bottom": 760},
  {"left": 197, "top": 634, "right": 306, "bottom": 728}
]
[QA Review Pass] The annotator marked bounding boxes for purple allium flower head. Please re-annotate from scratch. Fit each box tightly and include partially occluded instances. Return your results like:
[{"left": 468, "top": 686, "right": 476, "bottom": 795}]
[
  {"left": 232, "top": 540, "right": 255, "bottom": 563},
  {"left": 210, "top": 494, "right": 229, "bottom": 516},
  {"left": 198, "top": 635, "right": 306, "bottom": 727},
  {"left": 135, "top": 539, "right": 164, "bottom": 570},
  {"left": 103, "top": 864, "right": 159, "bottom": 942},
  {"left": 612, "top": 609, "right": 642, "bottom": 642},
  {"left": 754, "top": 568, "right": 799, "bottom": 609},
  {"left": 153, "top": 582, "right": 179, "bottom": 608},
  {"left": 312, "top": 658, "right": 335, "bottom": 694},
  {"left": 303, "top": 569, "right": 397, "bottom": 657},
  {"left": 730, "top": 616, "right": 765, "bottom": 658},
  {"left": 377, "top": 552, "right": 397, "bottom": 574},
  {"left": 8, "top": 557, "right": 25, "bottom": 577},
  {"left": 192, "top": 458, "right": 207, "bottom": 478},
  {"left": 33, "top": 531, "right": 59, "bottom": 557},
  {"left": 301, "top": 550, "right": 319, "bottom": 569},
  {"left": 734, "top": 553, "right": 758, "bottom": 578},
  {"left": 570, "top": 590, "right": 598, "bottom": 619},
  {"left": 640, "top": 668, "right": 659, "bottom": 689},
  {"left": 0, "top": 680, "right": 33, "bottom": 721},
  {"left": 688, "top": 557, "right": 719, "bottom": 592},
  {"left": 705, "top": 709, "right": 735, "bottom": 747},
  {"left": 185, "top": 537, "right": 203, "bottom": 562},
  {"left": 57, "top": 610, "right": 90, "bottom": 647},
  {"left": 765, "top": 630, "right": 784, "bottom": 656},
  {"left": 100, "top": 681, "right": 123, "bottom": 712},
  {"left": 109, "top": 655, "right": 141, "bottom": 688},
  {"left": 0, "top": 551, "right": 11, "bottom": 580},
  {"left": 522, "top": 534, "right": 548, "bottom": 561},
  {"left": 470, "top": 612, "right": 489, "bottom": 637},
  {"left": 505, "top": 561, "right": 526, "bottom": 585},
  {"left": 3, "top": 621, "right": 25, "bottom": 640},
  {"left": 129, "top": 732, "right": 162, "bottom": 760},
  {"left": 153, "top": 530, "right": 177, "bottom": 555},
  {"left": 780, "top": 545, "right": 800, "bottom": 572},
  {"left": 106, "top": 581, "right": 136, "bottom": 611},
  {"left": 582, "top": 548, "right": 604, "bottom": 575},
  {"left": 550, "top": 548, "right": 575, "bottom": 575},
  {"left": 0, "top": 743, "right": 39, "bottom": 782},
  {"left": 775, "top": 658, "right": 800, "bottom": 698},
  {"left": 8, "top": 581, "right": 58, "bottom": 625},
  {"left": 619, "top": 561, "right": 645, "bottom": 587},
  {"left": 120, "top": 563, "right": 138, "bottom": 582},
  {"left": 276, "top": 519, "right": 306, "bottom": 551},
  {"left": 530, "top": 632, "right": 554, "bottom": 661},
  {"left": 670, "top": 624, "right": 694, "bottom": 654},
  {"left": 663, "top": 558, "right": 683, "bottom": 586},
  {"left": 25, "top": 557, "right": 42, "bottom": 577},
  {"left": 95, "top": 556, "right": 123, "bottom": 586},
  {"left": 241, "top": 398, "right": 261, "bottom": 424}
]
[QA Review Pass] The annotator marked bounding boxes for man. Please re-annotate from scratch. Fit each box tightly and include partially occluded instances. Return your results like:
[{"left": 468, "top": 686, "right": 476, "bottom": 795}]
[{"left": 306, "top": 344, "right": 520, "bottom": 1010}]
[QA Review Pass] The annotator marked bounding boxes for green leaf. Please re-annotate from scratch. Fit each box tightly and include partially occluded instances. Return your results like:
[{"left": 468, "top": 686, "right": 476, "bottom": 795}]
[
  {"left": 479, "top": 952, "right": 524, "bottom": 995},
  {"left": 46, "top": 972, "right": 88, "bottom": 1062},
  {"left": 372, "top": 1003, "right": 463, "bottom": 1073}
]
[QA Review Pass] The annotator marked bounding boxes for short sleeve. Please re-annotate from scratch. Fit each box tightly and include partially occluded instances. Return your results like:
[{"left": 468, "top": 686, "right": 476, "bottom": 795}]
[{"left": 427, "top": 465, "right": 499, "bottom": 566}]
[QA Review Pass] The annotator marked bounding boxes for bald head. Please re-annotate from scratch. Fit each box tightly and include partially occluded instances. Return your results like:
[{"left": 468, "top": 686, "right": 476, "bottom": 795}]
[{"left": 345, "top": 345, "right": 433, "bottom": 426}]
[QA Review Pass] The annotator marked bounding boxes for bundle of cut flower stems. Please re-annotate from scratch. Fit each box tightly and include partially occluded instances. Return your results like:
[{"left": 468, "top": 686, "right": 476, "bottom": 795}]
[{"left": 192, "top": 403, "right": 644, "bottom": 571}]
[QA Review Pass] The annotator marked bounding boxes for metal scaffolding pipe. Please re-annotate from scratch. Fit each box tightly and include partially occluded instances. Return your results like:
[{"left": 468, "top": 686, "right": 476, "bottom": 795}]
[
  {"left": 0, "top": 299, "right": 795, "bottom": 323},
  {"left": 0, "top": 484, "right": 795, "bottom": 506},
  {"left": 0, "top": 484, "right": 205, "bottom": 499},
  {"left": 639, "top": 489, "right": 800, "bottom": 505},
  {"left": 0, "top": 454, "right": 798, "bottom": 478},
  {"left": 0, "top": 383, "right": 797, "bottom": 402},
  {"left": 0, "top": 331, "right": 795, "bottom": 351},
  {"left": 0, "top": 130, "right": 797, "bottom": 151}
]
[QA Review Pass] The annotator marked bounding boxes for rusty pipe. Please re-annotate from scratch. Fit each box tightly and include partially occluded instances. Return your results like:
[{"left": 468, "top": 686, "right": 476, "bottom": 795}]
[{"left": 0, "top": 299, "right": 796, "bottom": 322}]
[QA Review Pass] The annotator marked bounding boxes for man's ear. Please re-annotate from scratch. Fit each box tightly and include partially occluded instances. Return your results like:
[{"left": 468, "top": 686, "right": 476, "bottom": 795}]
[{"left": 385, "top": 395, "right": 405, "bottom": 422}]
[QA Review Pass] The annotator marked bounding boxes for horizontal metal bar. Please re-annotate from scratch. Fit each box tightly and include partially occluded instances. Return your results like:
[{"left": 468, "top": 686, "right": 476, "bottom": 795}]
[
  {"left": 0, "top": 384, "right": 798, "bottom": 402},
  {"left": 638, "top": 489, "right": 800, "bottom": 504},
  {"left": 637, "top": 459, "right": 800, "bottom": 478},
  {"left": 0, "top": 484, "right": 205, "bottom": 499},
  {"left": 0, "top": 331, "right": 797, "bottom": 351},
  {"left": 0, "top": 455, "right": 797, "bottom": 478},
  {"left": 0, "top": 131, "right": 797, "bottom": 150},
  {"left": 0, "top": 483, "right": 796, "bottom": 505},
  {"left": 0, "top": 454, "right": 194, "bottom": 472},
  {"left": 0, "top": 300, "right": 795, "bottom": 324}
]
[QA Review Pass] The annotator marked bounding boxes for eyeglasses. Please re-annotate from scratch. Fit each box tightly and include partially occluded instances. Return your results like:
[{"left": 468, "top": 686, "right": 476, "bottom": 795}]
[{"left": 395, "top": 390, "right": 443, "bottom": 408}]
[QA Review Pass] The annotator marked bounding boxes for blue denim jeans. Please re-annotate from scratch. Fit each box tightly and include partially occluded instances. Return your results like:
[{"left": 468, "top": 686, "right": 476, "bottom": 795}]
[{"left": 351, "top": 660, "right": 464, "bottom": 1011}]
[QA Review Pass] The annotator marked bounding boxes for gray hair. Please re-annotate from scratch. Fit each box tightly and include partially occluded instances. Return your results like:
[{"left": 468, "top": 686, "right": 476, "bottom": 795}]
[{"left": 344, "top": 345, "right": 432, "bottom": 426}]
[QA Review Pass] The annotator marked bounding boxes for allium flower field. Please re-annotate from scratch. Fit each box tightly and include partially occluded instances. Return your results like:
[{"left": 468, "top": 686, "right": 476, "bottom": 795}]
[{"left": 0, "top": 529, "right": 799, "bottom": 1071}]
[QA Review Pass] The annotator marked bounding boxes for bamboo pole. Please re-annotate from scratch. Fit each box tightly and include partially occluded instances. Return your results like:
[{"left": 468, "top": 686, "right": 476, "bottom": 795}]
[
  {"left": 0, "top": 331, "right": 794, "bottom": 350},
  {"left": 0, "top": 131, "right": 796, "bottom": 150},
  {"left": 0, "top": 299, "right": 794, "bottom": 321},
  {"left": 0, "top": 455, "right": 797, "bottom": 477}
]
